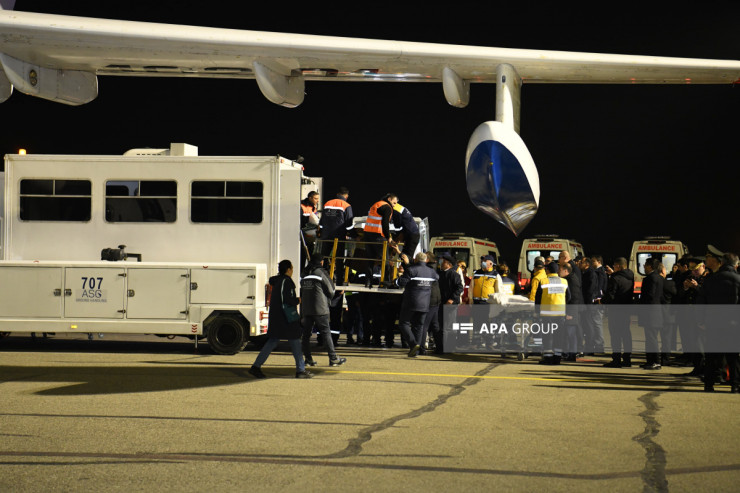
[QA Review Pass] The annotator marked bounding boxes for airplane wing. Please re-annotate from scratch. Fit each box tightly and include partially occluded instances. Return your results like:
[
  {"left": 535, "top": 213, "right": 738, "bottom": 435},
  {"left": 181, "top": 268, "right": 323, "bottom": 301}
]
[
  {"left": 1, "top": 8, "right": 738, "bottom": 236},
  {"left": 1, "top": 10, "right": 739, "bottom": 107}
]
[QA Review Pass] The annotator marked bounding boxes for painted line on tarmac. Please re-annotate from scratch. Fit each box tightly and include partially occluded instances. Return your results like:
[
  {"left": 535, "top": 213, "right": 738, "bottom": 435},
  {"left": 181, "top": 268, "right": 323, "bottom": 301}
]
[{"left": 320, "top": 369, "right": 587, "bottom": 382}]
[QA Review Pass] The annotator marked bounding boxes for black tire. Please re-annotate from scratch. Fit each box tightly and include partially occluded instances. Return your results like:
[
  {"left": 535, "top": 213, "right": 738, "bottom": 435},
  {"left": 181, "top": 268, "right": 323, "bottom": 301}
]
[{"left": 207, "top": 315, "right": 247, "bottom": 355}]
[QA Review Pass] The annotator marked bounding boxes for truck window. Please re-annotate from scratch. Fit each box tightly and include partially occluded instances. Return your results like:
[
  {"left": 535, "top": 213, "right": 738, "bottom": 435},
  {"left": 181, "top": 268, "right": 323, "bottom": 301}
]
[
  {"left": 190, "top": 181, "right": 263, "bottom": 223},
  {"left": 20, "top": 179, "right": 91, "bottom": 221},
  {"left": 105, "top": 180, "right": 177, "bottom": 223},
  {"left": 637, "top": 253, "right": 678, "bottom": 275}
]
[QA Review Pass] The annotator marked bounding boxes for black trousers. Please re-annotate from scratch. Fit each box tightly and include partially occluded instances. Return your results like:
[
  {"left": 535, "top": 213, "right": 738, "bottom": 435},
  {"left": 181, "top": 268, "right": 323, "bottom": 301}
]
[
  {"left": 399, "top": 305, "right": 427, "bottom": 347},
  {"left": 301, "top": 314, "right": 338, "bottom": 362},
  {"left": 420, "top": 304, "right": 440, "bottom": 349}
]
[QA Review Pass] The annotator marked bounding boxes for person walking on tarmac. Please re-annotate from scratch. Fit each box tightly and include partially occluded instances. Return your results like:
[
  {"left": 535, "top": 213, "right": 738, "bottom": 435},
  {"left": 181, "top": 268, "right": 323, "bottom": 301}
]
[
  {"left": 318, "top": 187, "right": 353, "bottom": 283},
  {"left": 391, "top": 202, "right": 420, "bottom": 257},
  {"left": 249, "top": 260, "right": 312, "bottom": 379},
  {"left": 300, "top": 254, "right": 347, "bottom": 368},
  {"left": 363, "top": 193, "right": 398, "bottom": 288},
  {"left": 397, "top": 252, "right": 439, "bottom": 357},
  {"left": 535, "top": 262, "right": 571, "bottom": 365}
]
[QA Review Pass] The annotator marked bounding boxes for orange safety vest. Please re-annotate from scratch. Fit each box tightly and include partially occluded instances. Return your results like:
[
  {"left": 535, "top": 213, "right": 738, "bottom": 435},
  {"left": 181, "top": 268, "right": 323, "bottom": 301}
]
[
  {"left": 364, "top": 200, "right": 388, "bottom": 236},
  {"left": 301, "top": 203, "right": 315, "bottom": 217}
]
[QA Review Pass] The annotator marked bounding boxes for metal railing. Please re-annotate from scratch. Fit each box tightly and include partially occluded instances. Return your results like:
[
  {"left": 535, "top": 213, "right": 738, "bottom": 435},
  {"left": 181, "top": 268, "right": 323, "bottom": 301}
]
[{"left": 313, "top": 237, "right": 403, "bottom": 286}]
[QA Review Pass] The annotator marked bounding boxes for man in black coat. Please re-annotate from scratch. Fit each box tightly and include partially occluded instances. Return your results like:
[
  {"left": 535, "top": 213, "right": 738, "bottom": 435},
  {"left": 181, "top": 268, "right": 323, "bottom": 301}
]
[
  {"left": 602, "top": 257, "right": 635, "bottom": 367},
  {"left": 698, "top": 250, "right": 740, "bottom": 392},
  {"left": 418, "top": 252, "right": 442, "bottom": 355},
  {"left": 435, "top": 252, "right": 464, "bottom": 353},
  {"left": 397, "top": 252, "right": 439, "bottom": 357},
  {"left": 250, "top": 260, "right": 312, "bottom": 379},
  {"left": 581, "top": 257, "right": 604, "bottom": 353},
  {"left": 563, "top": 261, "right": 584, "bottom": 360},
  {"left": 639, "top": 257, "right": 664, "bottom": 369},
  {"left": 300, "top": 255, "right": 346, "bottom": 367}
]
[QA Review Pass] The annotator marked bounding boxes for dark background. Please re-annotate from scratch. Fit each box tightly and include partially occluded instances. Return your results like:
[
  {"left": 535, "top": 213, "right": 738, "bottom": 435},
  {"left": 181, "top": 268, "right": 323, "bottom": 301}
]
[{"left": 3, "top": 1, "right": 739, "bottom": 267}]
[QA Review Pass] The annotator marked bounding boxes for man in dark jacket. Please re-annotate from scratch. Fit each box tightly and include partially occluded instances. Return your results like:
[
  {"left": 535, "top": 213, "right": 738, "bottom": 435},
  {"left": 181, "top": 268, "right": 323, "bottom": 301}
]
[
  {"left": 319, "top": 187, "right": 353, "bottom": 283},
  {"left": 300, "top": 255, "right": 346, "bottom": 367},
  {"left": 580, "top": 257, "right": 603, "bottom": 353},
  {"left": 391, "top": 202, "right": 420, "bottom": 257},
  {"left": 639, "top": 257, "right": 664, "bottom": 370},
  {"left": 435, "top": 253, "right": 464, "bottom": 354},
  {"left": 563, "top": 262, "right": 584, "bottom": 361},
  {"left": 698, "top": 250, "right": 740, "bottom": 392},
  {"left": 602, "top": 257, "right": 634, "bottom": 367},
  {"left": 250, "top": 260, "right": 312, "bottom": 379},
  {"left": 397, "top": 252, "right": 439, "bottom": 357},
  {"left": 418, "top": 252, "right": 441, "bottom": 355}
]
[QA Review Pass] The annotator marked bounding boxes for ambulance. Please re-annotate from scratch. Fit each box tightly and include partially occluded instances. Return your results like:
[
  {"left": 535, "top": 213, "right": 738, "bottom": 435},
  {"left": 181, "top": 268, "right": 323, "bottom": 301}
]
[
  {"left": 629, "top": 237, "right": 689, "bottom": 295},
  {"left": 516, "top": 235, "right": 585, "bottom": 290},
  {"left": 429, "top": 234, "right": 502, "bottom": 269}
]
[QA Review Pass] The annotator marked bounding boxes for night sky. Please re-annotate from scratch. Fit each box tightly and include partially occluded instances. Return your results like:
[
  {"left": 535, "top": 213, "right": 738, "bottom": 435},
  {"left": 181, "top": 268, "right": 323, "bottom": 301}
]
[{"left": 3, "top": 1, "right": 739, "bottom": 266}]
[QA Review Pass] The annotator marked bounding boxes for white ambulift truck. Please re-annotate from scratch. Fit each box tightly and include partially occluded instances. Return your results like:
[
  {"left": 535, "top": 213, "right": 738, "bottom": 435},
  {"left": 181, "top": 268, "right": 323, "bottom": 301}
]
[{"left": 0, "top": 144, "right": 313, "bottom": 354}]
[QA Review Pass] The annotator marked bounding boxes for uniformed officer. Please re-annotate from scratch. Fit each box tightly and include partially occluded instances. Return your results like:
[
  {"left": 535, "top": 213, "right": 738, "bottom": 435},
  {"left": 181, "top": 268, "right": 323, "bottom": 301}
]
[
  {"left": 528, "top": 257, "right": 547, "bottom": 302},
  {"left": 396, "top": 252, "right": 439, "bottom": 357},
  {"left": 535, "top": 262, "right": 571, "bottom": 365},
  {"left": 391, "top": 202, "right": 420, "bottom": 257},
  {"left": 300, "top": 254, "right": 347, "bottom": 367},
  {"left": 318, "top": 187, "right": 353, "bottom": 283},
  {"left": 362, "top": 193, "right": 398, "bottom": 287},
  {"left": 470, "top": 255, "right": 501, "bottom": 304}
]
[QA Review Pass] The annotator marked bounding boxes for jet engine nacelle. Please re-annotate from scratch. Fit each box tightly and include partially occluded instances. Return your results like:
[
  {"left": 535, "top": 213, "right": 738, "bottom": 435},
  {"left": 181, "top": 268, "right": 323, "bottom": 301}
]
[{"left": 465, "top": 121, "right": 540, "bottom": 236}]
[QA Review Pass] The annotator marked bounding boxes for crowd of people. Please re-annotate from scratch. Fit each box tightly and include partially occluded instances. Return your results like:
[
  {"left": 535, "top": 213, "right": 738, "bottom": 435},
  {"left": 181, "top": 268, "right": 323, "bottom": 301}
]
[{"left": 253, "top": 189, "right": 739, "bottom": 393}]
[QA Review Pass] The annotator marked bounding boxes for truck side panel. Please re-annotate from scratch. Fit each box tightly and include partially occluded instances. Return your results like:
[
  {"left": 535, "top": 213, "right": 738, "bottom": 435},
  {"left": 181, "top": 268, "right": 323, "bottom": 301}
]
[{"left": 2, "top": 155, "right": 300, "bottom": 267}]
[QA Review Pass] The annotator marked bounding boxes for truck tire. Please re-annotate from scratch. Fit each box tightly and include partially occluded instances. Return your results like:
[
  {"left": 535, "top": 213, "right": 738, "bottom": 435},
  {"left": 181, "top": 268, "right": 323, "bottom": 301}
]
[{"left": 207, "top": 315, "right": 247, "bottom": 355}]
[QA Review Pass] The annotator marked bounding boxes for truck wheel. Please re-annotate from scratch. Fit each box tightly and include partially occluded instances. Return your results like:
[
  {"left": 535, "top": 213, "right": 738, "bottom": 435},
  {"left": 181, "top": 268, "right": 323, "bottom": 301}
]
[{"left": 207, "top": 315, "right": 247, "bottom": 355}]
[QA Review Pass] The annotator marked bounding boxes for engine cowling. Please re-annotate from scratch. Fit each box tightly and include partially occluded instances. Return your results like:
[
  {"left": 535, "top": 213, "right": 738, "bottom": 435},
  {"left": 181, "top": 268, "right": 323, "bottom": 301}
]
[{"left": 465, "top": 121, "right": 540, "bottom": 236}]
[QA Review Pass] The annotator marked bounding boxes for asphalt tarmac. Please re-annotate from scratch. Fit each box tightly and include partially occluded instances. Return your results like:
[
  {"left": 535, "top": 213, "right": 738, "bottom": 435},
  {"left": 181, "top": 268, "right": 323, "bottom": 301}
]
[{"left": 0, "top": 333, "right": 738, "bottom": 492}]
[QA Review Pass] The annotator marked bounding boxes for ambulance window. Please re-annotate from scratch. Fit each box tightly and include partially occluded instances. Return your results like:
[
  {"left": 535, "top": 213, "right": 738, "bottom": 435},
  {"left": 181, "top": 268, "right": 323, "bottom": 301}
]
[
  {"left": 432, "top": 248, "right": 469, "bottom": 268},
  {"left": 637, "top": 253, "right": 677, "bottom": 275},
  {"left": 191, "top": 180, "right": 263, "bottom": 223},
  {"left": 105, "top": 180, "right": 177, "bottom": 223},
  {"left": 20, "top": 179, "right": 91, "bottom": 221},
  {"left": 526, "top": 251, "right": 541, "bottom": 272}
]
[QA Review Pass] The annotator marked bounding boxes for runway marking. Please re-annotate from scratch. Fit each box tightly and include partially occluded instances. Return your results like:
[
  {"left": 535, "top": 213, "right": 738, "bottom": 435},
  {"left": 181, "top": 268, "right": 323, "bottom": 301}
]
[{"left": 320, "top": 369, "right": 588, "bottom": 382}]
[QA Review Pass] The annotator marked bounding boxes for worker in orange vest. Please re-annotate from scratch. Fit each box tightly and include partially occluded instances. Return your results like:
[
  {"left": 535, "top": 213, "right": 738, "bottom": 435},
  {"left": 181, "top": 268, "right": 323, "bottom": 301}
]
[{"left": 362, "top": 193, "right": 398, "bottom": 288}]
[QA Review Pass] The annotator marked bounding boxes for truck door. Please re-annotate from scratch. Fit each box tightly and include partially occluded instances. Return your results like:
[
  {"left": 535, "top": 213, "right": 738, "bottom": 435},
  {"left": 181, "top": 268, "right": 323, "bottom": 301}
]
[
  {"left": 190, "top": 268, "right": 256, "bottom": 304},
  {"left": 64, "top": 267, "right": 126, "bottom": 318},
  {"left": 0, "top": 266, "right": 63, "bottom": 317},
  {"left": 126, "top": 268, "right": 189, "bottom": 319}
]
